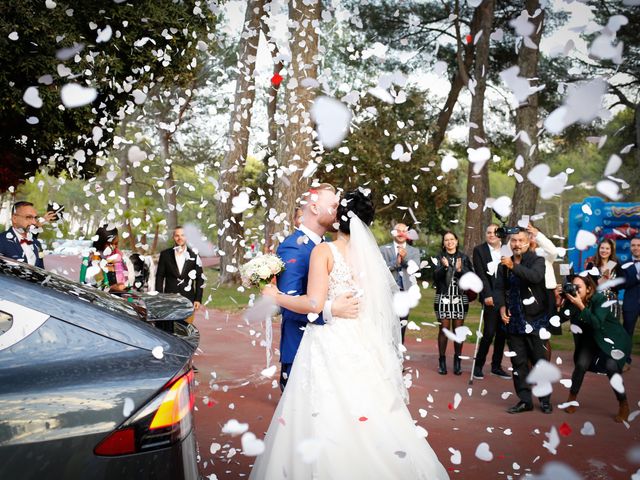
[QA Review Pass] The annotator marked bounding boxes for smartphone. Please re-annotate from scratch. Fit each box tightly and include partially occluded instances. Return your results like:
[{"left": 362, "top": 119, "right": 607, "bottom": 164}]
[{"left": 47, "top": 203, "right": 65, "bottom": 221}]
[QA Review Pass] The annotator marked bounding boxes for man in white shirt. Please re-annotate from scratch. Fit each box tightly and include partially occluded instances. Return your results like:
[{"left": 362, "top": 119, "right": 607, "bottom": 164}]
[
  {"left": 471, "top": 223, "right": 510, "bottom": 379},
  {"left": 380, "top": 223, "right": 421, "bottom": 343},
  {"left": 0, "top": 201, "right": 46, "bottom": 268}
]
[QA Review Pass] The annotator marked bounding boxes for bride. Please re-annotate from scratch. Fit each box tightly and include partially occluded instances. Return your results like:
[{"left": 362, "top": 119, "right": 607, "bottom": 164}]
[{"left": 252, "top": 189, "right": 449, "bottom": 479}]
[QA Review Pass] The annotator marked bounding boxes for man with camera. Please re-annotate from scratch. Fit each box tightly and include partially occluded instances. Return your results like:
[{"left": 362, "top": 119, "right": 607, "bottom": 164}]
[
  {"left": 0, "top": 201, "right": 58, "bottom": 268},
  {"left": 380, "top": 223, "right": 420, "bottom": 343},
  {"left": 495, "top": 228, "right": 552, "bottom": 414},
  {"left": 472, "top": 223, "right": 510, "bottom": 380}
]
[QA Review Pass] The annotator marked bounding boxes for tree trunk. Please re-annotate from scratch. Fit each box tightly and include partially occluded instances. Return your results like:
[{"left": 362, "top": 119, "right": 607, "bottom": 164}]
[
  {"left": 430, "top": 6, "right": 481, "bottom": 154},
  {"left": 117, "top": 121, "right": 136, "bottom": 251},
  {"left": 160, "top": 130, "right": 178, "bottom": 233},
  {"left": 270, "top": 0, "right": 321, "bottom": 245},
  {"left": 216, "top": 0, "right": 264, "bottom": 284},
  {"left": 509, "top": 0, "right": 545, "bottom": 224},
  {"left": 463, "top": 0, "right": 495, "bottom": 257},
  {"left": 635, "top": 102, "right": 640, "bottom": 169}
]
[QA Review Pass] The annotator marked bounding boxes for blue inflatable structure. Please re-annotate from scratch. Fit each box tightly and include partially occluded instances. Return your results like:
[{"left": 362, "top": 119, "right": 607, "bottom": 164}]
[{"left": 567, "top": 196, "right": 640, "bottom": 271}]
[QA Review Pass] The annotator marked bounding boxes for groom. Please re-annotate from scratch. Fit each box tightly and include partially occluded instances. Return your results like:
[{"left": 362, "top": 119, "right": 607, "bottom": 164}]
[{"left": 277, "top": 183, "right": 359, "bottom": 390}]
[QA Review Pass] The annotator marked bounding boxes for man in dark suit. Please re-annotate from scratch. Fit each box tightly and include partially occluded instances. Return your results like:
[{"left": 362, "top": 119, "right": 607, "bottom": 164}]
[
  {"left": 472, "top": 223, "right": 510, "bottom": 380},
  {"left": 276, "top": 184, "right": 359, "bottom": 391},
  {"left": 0, "top": 201, "right": 45, "bottom": 268},
  {"left": 495, "top": 229, "right": 552, "bottom": 415},
  {"left": 622, "top": 236, "right": 640, "bottom": 370},
  {"left": 380, "top": 223, "right": 421, "bottom": 343},
  {"left": 155, "top": 226, "right": 204, "bottom": 311}
]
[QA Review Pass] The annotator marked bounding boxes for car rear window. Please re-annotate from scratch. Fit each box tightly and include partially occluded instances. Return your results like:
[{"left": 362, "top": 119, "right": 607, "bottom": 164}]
[{"left": 0, "top": 257, "right": 141, "bottom": 320}]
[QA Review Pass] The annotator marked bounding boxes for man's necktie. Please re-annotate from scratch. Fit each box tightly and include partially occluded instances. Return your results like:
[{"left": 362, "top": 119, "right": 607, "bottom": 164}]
[{"left": 19, "top": 238, "right": 33, "bottom": 245}]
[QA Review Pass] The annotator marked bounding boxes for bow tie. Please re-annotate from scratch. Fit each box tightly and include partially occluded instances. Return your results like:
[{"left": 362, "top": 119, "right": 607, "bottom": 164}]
[{"left": 19, "top": 238, "right": 33, "bottom": 245}]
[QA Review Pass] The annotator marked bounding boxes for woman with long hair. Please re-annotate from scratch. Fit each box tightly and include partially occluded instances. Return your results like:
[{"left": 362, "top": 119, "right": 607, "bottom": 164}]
[
  {"left": 584, "top": 238, "right": 623, "bottom": 319},
  {"left": 433, "top": 231, "right": 473, "bottom": 375},
  {"left": 561, "top": 274, "right": 631, "bottom": 422}
]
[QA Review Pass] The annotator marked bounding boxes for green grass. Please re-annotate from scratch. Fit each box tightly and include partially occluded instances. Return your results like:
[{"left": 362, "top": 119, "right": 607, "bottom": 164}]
[{"left": 202, "top": 268, "right": 638, "bottom": 354}]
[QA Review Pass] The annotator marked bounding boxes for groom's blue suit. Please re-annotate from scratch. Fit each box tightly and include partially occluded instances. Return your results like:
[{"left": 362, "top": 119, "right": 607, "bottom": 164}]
[{"left": 276, "top": 228, "right": 325, "bottom": 389}]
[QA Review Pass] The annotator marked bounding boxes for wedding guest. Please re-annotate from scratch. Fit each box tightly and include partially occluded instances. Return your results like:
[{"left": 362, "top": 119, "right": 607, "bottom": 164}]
[
  {"left": 0, "top": 201, "right": 55, "bottom": 268},
  {"left": 434, "top": 231, "right": 473, "bottom": 375},
  {"left": 495, "top": 229, "right": 552, "bottom": 414},
  {"left": 560, "top": 275, "right": 631, "bottom": 422},
  {"left": 584, "top": 238, "right": 623, "bottom": 320},
  {"left": 472, "top": 223, "right": 510, "bottom": 380},
  {"left": 622, "top": 236, "right": 640, "bottom": 370},
  {"left": 527, "top": 223, "right": 562, "bottom": 359},
  {"left": 380, "top": 223, "right": 421, "bottom": 343},
  {"left": 293, "top": 206, "right": 303, "bottom": 229},
  {"left": 80, "top": 225, "right": 130, "bottom": 292}
]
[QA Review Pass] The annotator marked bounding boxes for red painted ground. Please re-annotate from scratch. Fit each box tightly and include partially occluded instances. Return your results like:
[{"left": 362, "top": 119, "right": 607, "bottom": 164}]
[
  {"left": 192, "top": 309, "right": 640, "bottom": 480},
  {"left": 42, "top": 256, "right": 640, "bottom": 479}
]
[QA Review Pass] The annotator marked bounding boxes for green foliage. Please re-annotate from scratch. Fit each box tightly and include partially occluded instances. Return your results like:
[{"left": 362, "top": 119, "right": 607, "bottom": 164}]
[
  {"left": 319, "top": 89, "right": 461, "bottom": 234},
  {"left": 0, "top": 0, "right": 215, "bottom": 192}
]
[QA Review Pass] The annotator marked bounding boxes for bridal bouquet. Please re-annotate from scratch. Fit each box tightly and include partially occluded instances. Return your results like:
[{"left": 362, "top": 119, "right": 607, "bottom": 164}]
[{"left": 240, "top": 254, "right": 285, "bottom": 288}]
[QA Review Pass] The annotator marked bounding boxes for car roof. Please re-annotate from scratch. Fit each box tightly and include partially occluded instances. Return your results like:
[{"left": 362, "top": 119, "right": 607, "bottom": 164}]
[{"left": 0, "top": 256, "right": 193, "bottom": 357}]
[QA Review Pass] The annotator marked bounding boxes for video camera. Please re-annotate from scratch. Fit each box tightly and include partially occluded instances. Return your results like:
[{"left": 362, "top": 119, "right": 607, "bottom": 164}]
[{"left": 493, "top": 213, "right": 520, "bottom": 239}]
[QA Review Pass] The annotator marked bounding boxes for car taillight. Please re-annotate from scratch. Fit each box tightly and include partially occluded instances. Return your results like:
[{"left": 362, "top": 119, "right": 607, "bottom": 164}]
[{"left": 95, "top": 369, "right": 195, "bottom": 456}]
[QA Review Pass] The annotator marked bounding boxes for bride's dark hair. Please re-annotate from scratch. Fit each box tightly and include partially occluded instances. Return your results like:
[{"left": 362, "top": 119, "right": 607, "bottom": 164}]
[{"left": 337, "top": 188, "right": 375, "bottom": 234}]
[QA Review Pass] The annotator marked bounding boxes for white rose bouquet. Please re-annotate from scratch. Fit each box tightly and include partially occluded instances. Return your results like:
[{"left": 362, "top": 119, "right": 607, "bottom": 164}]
[{"left": 240, "top": 253, "right": 285, "bottom": 288}]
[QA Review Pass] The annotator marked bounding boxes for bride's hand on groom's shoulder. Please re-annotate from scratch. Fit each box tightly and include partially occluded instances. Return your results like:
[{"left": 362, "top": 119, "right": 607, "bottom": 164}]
[{"left": 332, "top": 292, "right": 360, "bottom": 319}]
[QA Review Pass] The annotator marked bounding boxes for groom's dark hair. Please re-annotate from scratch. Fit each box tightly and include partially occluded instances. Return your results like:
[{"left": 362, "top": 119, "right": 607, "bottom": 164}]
[{"left": 337, "top": 189, "right": 375, "bottom": 234}]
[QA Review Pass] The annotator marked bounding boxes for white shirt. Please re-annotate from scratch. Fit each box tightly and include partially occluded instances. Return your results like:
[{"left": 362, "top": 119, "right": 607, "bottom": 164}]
[
  {"left": 393, "top": 241, "right": 407, "bottom": 258},
  {"left": 174, "top": 246, "right": 187, "bottom": 274},
  {"left": 298, "top": 225, "right": 323, "bottom": 246},
  {"left": 487, "top": 243, "right": 501, "bottom": 276},
  {"left": 13, "top": 227, "right": 37, "bottom": 266}
]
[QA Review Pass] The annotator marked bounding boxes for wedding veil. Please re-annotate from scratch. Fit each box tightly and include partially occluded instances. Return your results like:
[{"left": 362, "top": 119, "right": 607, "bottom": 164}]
[{"left": 347, "top": 214, "right": 409, "bottom": 404}]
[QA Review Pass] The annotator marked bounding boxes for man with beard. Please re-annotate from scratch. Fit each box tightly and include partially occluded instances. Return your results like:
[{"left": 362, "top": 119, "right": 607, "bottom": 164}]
[
  {"left": 495, "top": 229, "right": 552, "bottom": 414},
  {"left": 276, "top": 184, "right": 359, "bottom": 390}
]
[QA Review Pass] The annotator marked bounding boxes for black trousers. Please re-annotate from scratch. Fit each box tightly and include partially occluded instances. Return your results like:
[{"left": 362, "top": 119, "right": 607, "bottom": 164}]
[
  {"left": 570, "top": 335, "right": 626, "bottom": 401},
  {"left": 622, "top": 309, "right": 639, "bottom": 363},
  {"left": 474, "top": 305, "right": 506, "bottom": 371},
  {"left": 506, "top": 333, "right": 550, "bottom": 405},
  {"left": 279, "top": 362, "right": 292, "bottom": 392}
]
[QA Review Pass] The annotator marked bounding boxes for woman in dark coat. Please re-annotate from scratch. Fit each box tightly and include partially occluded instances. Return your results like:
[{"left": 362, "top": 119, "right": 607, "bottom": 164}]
[
  {"left": 433, "top": 231, "right": 473, "bottom": 375},
  {"left": 561, "top": 274, "right": 631, "bottom": 422}
]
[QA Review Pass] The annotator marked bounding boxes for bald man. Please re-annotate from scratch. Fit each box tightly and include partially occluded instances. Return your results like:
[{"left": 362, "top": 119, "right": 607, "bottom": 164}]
[{"left": 380, "top": 223, "right": 421, "bottom": 343}]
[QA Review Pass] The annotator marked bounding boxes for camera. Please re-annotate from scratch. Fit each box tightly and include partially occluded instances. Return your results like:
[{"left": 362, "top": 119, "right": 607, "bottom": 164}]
[
  {"left": 562, "top": 282, "right": 577, "bottom": 296},
  {"left": 493, "top": 213, "right": 520, "bottom": 239}
]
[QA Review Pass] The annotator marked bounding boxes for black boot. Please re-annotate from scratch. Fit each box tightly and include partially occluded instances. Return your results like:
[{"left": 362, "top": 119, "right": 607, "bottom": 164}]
[
  {"left": 453, "top": 354, "right": 462, "bottom": 375},
  {"left": 438, "top": 356, "right": 447, "bottom": 375}
]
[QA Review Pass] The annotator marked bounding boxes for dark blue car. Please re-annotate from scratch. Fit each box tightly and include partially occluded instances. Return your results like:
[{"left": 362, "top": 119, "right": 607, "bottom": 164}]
[{"left": 0, "top": 256, "right": 200, "bottom": 479}]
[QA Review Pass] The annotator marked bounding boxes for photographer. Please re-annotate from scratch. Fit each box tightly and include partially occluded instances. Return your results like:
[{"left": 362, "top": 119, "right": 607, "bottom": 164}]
[{"left": 559, "top": 275, "right": 631, "bottom": 422}]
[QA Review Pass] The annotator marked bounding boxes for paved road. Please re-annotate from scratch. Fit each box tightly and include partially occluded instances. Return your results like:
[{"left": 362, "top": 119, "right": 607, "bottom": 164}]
[{"left": 193, "top": 309, "right": 640, "bottom": 480}]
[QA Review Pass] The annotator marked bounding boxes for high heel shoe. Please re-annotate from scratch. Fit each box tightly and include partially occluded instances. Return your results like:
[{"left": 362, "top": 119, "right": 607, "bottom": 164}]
[
  {"left": 615, "top": 399, "right": 629, "bottom": 423},
  {"left": 438, "top": 356, "right": 447, "bottom": 375},
  {"left": 453, "top": 354, "right": 462, "bottom": 375}
]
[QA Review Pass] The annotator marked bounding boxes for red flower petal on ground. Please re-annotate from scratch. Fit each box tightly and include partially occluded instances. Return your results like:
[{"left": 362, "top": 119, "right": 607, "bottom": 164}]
[
  {"left": 559, "top": 422, "right": 572, "bottom": 436},
  {"left": 271, "top": 73, "right": 283, "bottom": 86},
  {"left": 448, "top": 402, "right": 454, "bottom": 410},
  {"left": 358, "top": 416, "right": 368, "bottom": 422},
  {"left": 466, "top": 34, "right": 473, "bottom": 44}
]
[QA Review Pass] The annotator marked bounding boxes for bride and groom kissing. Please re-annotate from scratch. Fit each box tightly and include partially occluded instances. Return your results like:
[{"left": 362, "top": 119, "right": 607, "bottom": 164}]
[{"left": 251, "top": 184, "right": 449, "bottom": 479}]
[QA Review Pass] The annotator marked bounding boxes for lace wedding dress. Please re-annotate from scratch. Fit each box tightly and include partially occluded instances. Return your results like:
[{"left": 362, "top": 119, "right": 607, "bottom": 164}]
[{"left": 250, "top": 240, "right": 449, "bottom": 480}]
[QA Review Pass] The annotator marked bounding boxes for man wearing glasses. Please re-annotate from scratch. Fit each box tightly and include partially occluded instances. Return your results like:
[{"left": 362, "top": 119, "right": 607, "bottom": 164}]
[
  {"left": 471, "top": 223, "right": 510, "bottom": 380},
  {"left": 0, "top": 201, "right": 46, "bottom": 268}
]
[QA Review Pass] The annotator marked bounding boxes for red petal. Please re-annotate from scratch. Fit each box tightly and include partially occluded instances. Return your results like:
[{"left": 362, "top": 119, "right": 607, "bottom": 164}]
[
  {"left": 558, "top": 422, "right": 572, "bottom": 436},
  {"left": 271, "top": 73, "right": 283, "bottom": 86},
  {"left": 287, "top": 258, "right": 297, "bottom": 263},
  {"left": 358, "top": 416, "right": 368, "bottom": 422},
  {"left": 448, "top": 402, "right": 454, "bottom": 410},
  {"left": 466, "top": 34, "right": 473, "bottom": 44}
]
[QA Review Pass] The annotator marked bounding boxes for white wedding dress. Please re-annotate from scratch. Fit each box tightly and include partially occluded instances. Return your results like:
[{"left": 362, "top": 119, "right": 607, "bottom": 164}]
[{"left": 250, "top": 240, "right": 449, "bottom": 480}]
